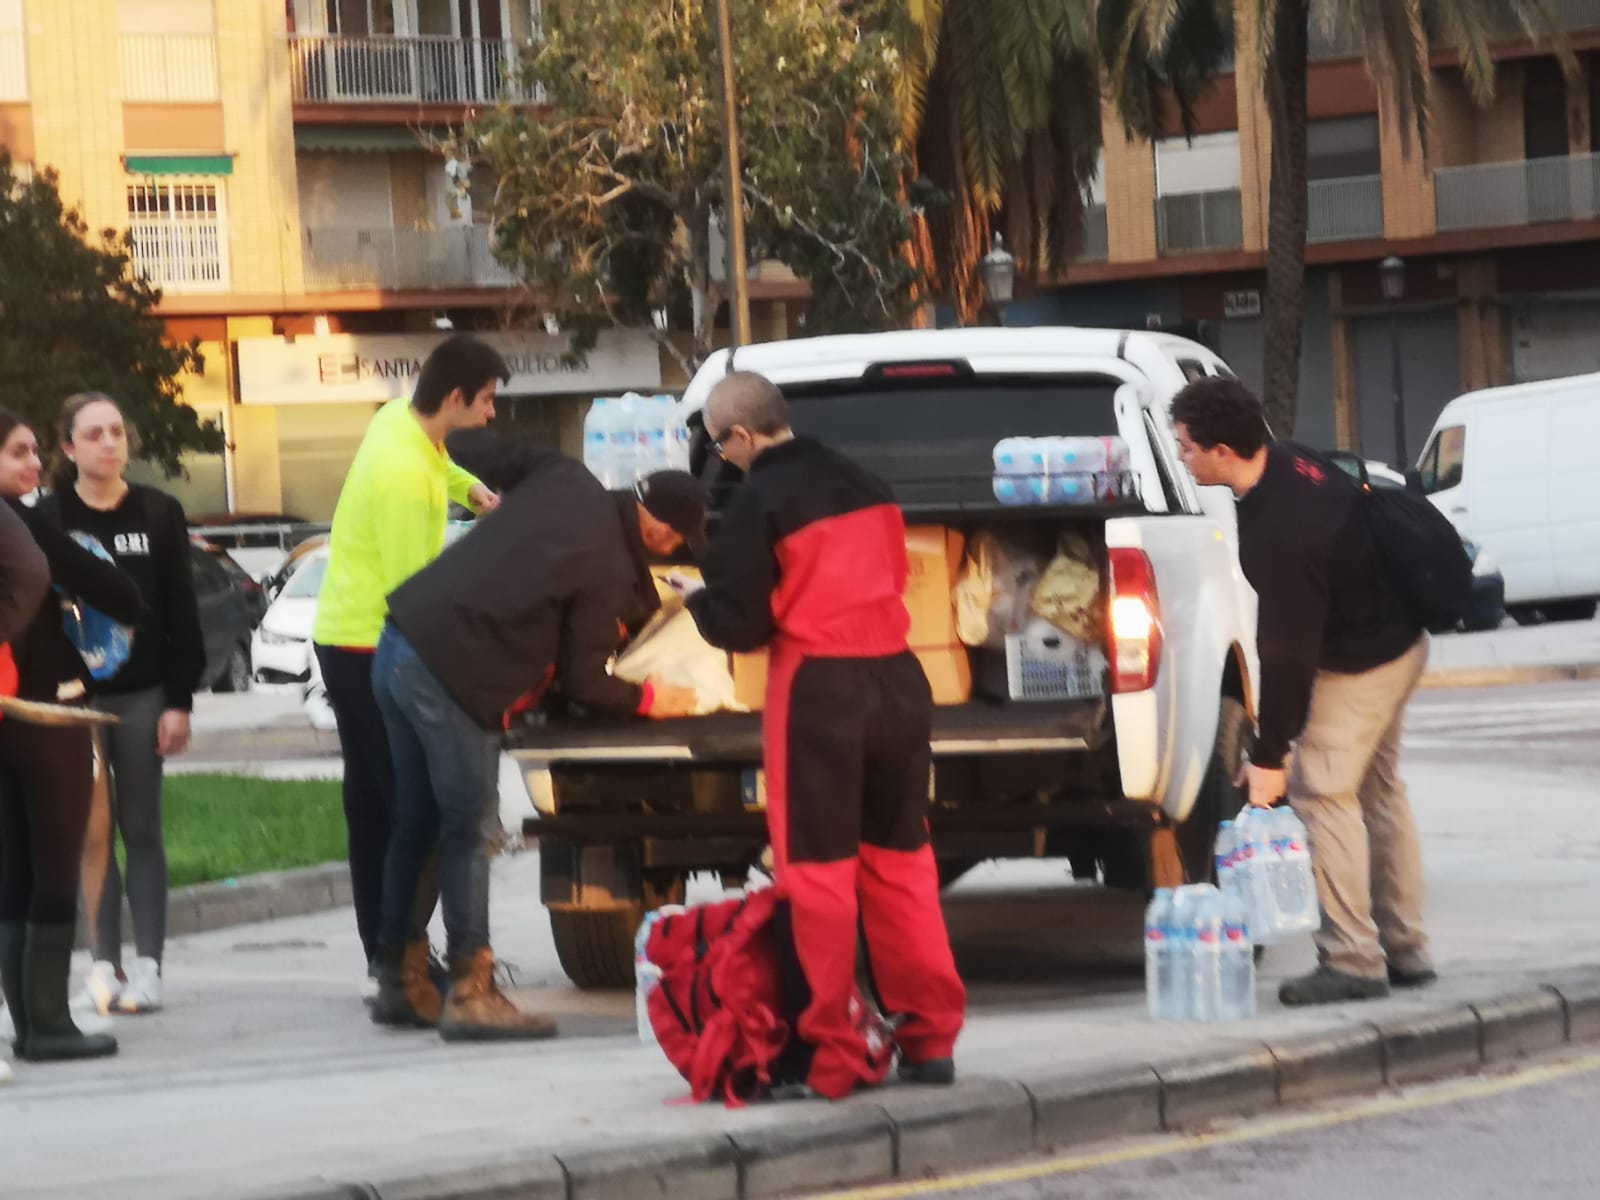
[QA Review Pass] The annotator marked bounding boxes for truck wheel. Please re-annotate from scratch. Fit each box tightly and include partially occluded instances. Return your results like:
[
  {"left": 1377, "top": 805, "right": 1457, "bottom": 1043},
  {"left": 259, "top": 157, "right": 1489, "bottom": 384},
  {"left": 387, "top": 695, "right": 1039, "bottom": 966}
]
[
  {"left": 1175, "top": 695, "right": 1252, "bottom": 886},
  {"left": 549, "top": 874, "right": 685, "bottom": 990}
]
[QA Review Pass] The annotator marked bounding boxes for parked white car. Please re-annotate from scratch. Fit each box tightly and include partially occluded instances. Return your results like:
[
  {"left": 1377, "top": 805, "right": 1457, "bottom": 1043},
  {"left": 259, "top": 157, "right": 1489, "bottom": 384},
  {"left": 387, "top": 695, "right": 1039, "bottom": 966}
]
[
  {"left": 251, "top": 547, "right": 327, "bottom": 686},
  {"left": 1416, "top": 371, "right": 1600, "bottom": 624}
]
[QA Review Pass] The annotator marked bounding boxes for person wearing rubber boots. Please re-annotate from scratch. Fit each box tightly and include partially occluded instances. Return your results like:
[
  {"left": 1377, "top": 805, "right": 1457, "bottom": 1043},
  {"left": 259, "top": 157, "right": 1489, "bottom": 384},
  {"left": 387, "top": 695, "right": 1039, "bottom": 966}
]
[
  {"left": 686, "top": 371, "right": 966, "bottom": 1099},
  {"left": 1170, "top": 377, "right": 1435, "bottom": 1008}
]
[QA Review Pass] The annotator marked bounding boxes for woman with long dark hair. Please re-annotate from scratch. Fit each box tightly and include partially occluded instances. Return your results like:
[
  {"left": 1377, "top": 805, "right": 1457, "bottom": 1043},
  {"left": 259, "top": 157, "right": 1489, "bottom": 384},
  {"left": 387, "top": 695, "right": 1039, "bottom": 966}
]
[
  {"left": 37, "top": 393, "right": 204, "bottom": 1016},
  {"left": 0, "top": 409, "right": 145, "bottom": 1061}
]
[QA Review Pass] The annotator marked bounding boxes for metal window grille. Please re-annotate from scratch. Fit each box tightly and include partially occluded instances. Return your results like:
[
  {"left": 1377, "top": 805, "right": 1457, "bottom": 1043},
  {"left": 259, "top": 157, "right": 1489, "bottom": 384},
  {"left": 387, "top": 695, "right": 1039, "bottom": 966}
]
[{"left": 126, "top": 179, "right": 230, "bottom": 293}]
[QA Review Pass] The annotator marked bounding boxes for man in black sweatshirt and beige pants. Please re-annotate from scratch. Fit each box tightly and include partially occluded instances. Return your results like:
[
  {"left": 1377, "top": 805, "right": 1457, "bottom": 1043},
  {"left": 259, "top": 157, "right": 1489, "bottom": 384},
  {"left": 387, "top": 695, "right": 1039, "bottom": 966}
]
[{"left": 1171, "top": 377, "right": 1436, "bottom": 1008}]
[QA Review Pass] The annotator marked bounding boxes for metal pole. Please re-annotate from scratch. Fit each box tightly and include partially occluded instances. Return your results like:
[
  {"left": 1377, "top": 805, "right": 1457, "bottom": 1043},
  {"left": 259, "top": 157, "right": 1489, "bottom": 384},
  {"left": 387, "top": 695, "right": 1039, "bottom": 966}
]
[
  {"left": 714, "top": 0, "right": 752, "bottom": 348},
  {"left": 1389, "top": 309, "right": 1408, "bottom": 466}
]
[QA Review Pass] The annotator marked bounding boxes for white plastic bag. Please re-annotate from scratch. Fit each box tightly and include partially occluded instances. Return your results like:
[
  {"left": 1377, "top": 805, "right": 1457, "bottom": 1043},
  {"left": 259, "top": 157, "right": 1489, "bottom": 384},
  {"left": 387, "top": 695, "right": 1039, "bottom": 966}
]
[{"left": 614, "top": 601, "right": 746, "bottom": 715}]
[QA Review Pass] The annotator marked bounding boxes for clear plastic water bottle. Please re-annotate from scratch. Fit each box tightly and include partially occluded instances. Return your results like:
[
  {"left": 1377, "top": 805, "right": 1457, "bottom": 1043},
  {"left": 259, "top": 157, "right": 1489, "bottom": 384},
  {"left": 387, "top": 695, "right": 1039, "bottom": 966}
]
[
  {"left": 1214, "top": 819, "right": 1236, "bottom": 900},
  {"left": 634, "top": 904, "right": 686, "bottom": 1044},
  {"left": 1270, "top": 806, "right": 1319, "bottom": 934},
  {"left": 1144, "top": 887, "right": 1174, "bottom": 1021},
  {"left": 664, "top": 395, "right": 692, "bottom": 470},
  {"left": 637, "top": 395, "right": 672, "bottom": 475},
  {"left": 634, "top": 912, "right": 662, "bottom": 1044},
  {"left": 609, "top": 392, "right": 641, "bottom": 486},
  {"left": 1187, "top": 886, "right": 1225, "bottom": 1023},
  {"left": 1166, "top": 886, "right": 1199, "bottom": 1021},
  {"left": 1045, "top": 436, "right": 1108, "bottom": 504},
  {"left": 583, "top": 397, "right": 615, "bottom": 487},
  {"left": 1221, "top": 890, "right": 1256, "bottom": 1019},
  {"left": 1235, "top": 807, "right": 1283, "bottom": 944},
  {"left": 992, "top": 437, "right": 1047, "bottom": 505}
]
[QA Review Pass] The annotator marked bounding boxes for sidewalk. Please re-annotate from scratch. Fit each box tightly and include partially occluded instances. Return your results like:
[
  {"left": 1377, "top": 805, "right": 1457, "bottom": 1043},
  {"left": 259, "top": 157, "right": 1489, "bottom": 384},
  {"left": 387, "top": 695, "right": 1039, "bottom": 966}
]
[
  {"left": 1422, "top": 615, "right": 1600, "bottom": 686},
  {"left": 5, "top": 757, "right": 1598, "bottom": 1200}
]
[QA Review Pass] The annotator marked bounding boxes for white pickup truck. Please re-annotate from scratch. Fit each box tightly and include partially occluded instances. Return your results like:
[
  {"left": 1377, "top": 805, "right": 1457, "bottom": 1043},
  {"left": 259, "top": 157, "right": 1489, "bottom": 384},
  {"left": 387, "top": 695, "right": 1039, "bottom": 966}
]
[{"left": 510, "top": 327, "right": 1259, "bottom": 988}]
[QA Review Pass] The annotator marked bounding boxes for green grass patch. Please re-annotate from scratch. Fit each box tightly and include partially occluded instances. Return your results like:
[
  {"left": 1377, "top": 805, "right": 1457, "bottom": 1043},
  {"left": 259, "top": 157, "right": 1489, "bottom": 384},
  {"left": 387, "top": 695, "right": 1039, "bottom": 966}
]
[{"left": 145, "top": 773, "right": 347, "bottom": 888}]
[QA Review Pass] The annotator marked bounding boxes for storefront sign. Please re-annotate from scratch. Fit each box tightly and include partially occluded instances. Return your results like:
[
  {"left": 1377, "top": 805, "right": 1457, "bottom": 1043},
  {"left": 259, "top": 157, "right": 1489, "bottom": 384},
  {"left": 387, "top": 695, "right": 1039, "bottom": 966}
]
[{"left": 236, "top": 329, "right": 662, "bottom": 405}]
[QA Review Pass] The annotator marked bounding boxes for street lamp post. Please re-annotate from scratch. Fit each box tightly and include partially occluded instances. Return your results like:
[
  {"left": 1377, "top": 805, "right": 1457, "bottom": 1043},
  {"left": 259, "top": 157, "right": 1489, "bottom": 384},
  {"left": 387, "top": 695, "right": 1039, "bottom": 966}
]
[
  {"left": 1379, "top": 254, "right": 1408, "bottom": 466},
  {"left": 714, "top": 0, "right": 752, "bottom": 348},
  {"left": 979, "top": 232, "right": 1016, "bottom": 327}
]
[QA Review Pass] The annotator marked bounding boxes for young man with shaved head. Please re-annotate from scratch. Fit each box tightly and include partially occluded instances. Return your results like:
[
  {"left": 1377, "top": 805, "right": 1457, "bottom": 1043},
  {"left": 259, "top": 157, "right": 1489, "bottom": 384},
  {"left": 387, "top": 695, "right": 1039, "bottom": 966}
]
[{"left": 686, "top": 370, "right": 966, "bottom": 1099}]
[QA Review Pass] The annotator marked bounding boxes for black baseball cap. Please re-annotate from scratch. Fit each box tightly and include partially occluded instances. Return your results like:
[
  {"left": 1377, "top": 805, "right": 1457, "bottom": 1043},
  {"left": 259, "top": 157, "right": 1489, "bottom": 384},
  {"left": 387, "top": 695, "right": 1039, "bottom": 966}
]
[{"left": 635, "top": 471, "right": 710, "bottom": 558}]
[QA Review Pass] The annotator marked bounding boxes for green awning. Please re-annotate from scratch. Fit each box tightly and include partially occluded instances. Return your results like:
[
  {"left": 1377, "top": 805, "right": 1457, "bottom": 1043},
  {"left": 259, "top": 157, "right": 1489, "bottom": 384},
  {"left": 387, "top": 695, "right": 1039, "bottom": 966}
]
[
  {"left": 123, "top": 154, "right": 234, "bottom": 177},
  {"left": 294, "top": 126, "right": 427, "bottom": 153}
]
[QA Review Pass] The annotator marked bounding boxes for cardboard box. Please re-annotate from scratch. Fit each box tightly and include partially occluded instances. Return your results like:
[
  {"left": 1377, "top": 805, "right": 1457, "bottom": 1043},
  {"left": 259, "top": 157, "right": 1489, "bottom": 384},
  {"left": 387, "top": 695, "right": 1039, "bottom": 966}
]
[
  {"left": 903, "top": 525, "right": 966, "bottom": 647},
  {"left": 732, "top": 651, "right": 769, "bottom": 712},
  {"left": 915, "top": 644, "right": 974, "bottom": 705}
]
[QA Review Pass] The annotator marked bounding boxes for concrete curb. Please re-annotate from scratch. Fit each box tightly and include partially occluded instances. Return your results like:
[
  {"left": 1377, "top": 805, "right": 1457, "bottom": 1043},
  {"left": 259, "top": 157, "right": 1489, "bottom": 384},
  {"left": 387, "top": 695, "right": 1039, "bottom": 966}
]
[
  {"left": 255, "top": 972, "right": 1600, "bottom": 1200},
  {"left": 74, "top": 862, "right": 352, "bottom": 951},
  {"left": 1418, "top": 661, "right": 1600, "bottom": 690}
]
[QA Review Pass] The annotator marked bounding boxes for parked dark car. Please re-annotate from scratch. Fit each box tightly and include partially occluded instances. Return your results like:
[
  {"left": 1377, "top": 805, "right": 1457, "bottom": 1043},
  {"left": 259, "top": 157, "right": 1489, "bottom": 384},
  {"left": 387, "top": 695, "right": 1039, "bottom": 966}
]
[{"left": 189, "top": 538, "right": 264, "bottom": 692}]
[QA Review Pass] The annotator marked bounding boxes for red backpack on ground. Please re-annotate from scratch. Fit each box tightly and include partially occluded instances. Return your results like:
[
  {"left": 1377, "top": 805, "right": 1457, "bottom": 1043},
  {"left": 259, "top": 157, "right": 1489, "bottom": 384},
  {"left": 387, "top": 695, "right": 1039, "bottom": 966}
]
[{"left": 644, "top": 888, "right": 892, "bottom": 1106}]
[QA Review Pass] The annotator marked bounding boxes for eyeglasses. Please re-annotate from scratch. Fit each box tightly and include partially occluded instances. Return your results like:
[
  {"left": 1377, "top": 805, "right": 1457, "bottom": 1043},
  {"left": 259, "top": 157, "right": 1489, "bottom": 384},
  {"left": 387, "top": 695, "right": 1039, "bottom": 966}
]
[{"left": 707, "top": 425, "right": 730, "bottom": 460}]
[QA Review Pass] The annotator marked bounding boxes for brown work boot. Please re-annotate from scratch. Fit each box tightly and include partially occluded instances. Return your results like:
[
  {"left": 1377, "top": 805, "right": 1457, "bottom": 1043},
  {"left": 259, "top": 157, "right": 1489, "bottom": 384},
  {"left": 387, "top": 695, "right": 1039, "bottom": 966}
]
[
  {"left": 439, "top": 947, "right": 557, "bottom": 1042},
  {"left": 370, "top": 940, "right": 442, "bottom": 1029}
]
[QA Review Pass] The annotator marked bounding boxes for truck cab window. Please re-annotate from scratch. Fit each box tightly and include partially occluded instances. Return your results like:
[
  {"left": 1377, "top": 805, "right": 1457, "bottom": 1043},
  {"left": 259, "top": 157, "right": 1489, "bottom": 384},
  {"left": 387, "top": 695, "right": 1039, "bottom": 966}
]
[{"left": 1420, "top": 426, "right": 1465, "bottom": 494}]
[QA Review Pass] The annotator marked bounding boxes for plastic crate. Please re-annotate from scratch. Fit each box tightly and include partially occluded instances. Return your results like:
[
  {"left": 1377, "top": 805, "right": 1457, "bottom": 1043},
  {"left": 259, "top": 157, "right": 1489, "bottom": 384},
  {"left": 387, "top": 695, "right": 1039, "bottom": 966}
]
[{"left": 999, "top": 629, "right": 1105, "bottom": 701}]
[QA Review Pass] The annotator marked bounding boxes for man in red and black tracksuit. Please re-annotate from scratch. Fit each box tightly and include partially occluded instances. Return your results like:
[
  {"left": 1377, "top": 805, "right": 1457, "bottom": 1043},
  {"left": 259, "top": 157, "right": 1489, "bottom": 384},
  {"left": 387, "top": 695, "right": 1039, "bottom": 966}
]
[{"left": 686, "top": 371, "right": 966, "bottom": 1099}]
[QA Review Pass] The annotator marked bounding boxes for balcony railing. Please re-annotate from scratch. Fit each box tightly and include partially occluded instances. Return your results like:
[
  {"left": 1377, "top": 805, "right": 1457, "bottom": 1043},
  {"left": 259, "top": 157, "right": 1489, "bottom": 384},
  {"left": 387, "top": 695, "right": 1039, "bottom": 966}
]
[
  {"left": 1075, "top": 204, "right": 1108, "bottom": 262},
  {"left": 1435, "top": 153, "right": 1600, "bottom": 232},
  {"left": 130, "top": 220, "right": 230, "bottom": 293},
  {"left": 120, "top": 33, "right": 219, "bottom": 103},
  {"left": 302, "top": 225, "right": 521, "bottom": 291},
  {"left": 1156, "top": 189, "right": 1244, "bottom": 254},
  {"left": 288, "top": 35, "right": 533, "bottom": 105},
  {"left": 1307, "top": 174, "right": 1385, "bottom": 242},
  {"left": 0, "top": 30, "right": 27, "bottom": 102}
]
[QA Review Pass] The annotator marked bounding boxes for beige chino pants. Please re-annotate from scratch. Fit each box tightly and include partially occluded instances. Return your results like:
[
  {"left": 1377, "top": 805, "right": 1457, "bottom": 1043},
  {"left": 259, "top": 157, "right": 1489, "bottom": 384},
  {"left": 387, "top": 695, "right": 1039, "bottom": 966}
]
[{"left": 1287, "top": 635, "right": 1433, "bottom": 980}]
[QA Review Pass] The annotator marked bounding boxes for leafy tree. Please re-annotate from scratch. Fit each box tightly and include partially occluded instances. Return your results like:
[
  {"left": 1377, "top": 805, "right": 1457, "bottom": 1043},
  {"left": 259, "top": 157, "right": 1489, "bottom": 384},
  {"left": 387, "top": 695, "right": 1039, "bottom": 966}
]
[
  {"left": 1104, "top": 0, "right": 1573, "bottom": 437},
  {"left": 891, "top": 0, "right": 1228, "bottom": 322},
  {"left": 0, "top": 152, "right": 218, "bottom": 476},
  {"left": 468, "top": 0, "right": 922, "bottom": 372}
]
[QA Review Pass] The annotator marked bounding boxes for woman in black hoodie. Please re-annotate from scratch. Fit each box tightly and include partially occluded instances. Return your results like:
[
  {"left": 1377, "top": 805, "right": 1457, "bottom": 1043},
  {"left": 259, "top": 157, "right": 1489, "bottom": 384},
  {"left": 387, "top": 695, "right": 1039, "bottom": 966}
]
[{"left": 0, "top": 409, "right": 146, "bottom": 1062}]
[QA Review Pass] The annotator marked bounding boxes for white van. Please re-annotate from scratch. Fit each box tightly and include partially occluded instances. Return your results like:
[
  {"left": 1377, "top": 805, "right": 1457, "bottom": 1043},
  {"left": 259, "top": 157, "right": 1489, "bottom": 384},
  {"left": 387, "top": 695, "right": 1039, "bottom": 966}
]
[{"left": 1416, "top": 371, "right": 1600, "bottom": 623}]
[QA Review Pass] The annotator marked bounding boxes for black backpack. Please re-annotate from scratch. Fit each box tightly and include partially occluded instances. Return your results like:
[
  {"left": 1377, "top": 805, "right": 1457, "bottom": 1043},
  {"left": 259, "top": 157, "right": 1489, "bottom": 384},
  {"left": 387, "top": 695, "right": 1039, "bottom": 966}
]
[{"left": 1318, "top": 449, "right": 1473, "bottom": 634}]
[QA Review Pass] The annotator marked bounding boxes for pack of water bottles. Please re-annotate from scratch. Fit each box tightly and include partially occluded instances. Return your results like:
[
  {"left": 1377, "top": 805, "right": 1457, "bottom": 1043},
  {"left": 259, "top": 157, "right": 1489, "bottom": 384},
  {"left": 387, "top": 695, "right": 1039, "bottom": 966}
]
[
  {"left": 1144, "top": 883, "right": 1256, "bottom": 1022},
  {"left": 635, "top": 904, "right": 686, "bottom": 1044},
  {"left": 584, "top": 392, "right": 693, "bottom": 488},
  {"left": 991, "top": 436, "right": 1133, "bottom": 506},
  {"left": 1215, "top": 806, "right": 1319, "bottom": 946}
]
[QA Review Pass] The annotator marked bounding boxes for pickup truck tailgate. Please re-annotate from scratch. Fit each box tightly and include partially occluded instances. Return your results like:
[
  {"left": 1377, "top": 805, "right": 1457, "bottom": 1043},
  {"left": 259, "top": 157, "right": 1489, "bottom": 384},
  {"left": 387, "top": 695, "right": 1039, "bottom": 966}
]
[{"left": 506, "top": 699, "right": 1106, "bottom": 766}]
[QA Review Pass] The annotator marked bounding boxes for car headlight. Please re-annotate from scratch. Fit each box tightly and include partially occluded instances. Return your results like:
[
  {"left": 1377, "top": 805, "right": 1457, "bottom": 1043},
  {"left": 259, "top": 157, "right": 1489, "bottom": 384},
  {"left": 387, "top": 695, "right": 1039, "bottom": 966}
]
[
  {"left": 1472, "top": 547, "right": 1499, "bottom": 578},
  {"left": 258, "top": 628, "right": 304, "bottom": 646}
]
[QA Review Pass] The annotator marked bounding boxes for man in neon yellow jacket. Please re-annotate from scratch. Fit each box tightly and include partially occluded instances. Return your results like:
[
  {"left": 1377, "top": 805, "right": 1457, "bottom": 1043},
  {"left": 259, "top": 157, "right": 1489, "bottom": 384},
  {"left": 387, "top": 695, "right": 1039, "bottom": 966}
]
[{"left": 313, "top": 334, "right": 506, "bottom": 1006}]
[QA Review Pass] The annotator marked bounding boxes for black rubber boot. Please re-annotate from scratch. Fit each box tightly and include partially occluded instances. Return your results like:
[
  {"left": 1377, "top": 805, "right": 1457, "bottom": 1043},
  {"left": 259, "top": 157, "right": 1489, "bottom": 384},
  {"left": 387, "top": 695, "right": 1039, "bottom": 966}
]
[
  {"left": 17, "top": 923, "right": 117, "bottom": 1062},
  {"left": 1387, "top": 963, "right": 1439, "bottom": 990},
  {"left": 0, "top": 920, "right": 25, "bottom": 1049}
]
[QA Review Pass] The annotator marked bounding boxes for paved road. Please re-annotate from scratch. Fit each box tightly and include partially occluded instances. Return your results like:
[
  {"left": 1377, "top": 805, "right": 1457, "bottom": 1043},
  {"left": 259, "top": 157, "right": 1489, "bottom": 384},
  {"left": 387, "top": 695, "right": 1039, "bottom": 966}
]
[
  {"left": 804, "top": 1050, "right": 1600, "bottom": 1199},
  {"left": 1406, "top": 679, "right": 1600, "bottom": 778}
]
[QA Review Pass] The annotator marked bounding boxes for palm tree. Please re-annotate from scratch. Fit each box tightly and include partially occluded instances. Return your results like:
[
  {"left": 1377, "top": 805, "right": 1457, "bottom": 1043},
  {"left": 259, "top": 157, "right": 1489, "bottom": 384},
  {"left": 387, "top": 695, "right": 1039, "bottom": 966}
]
[
  {"left": 1104, "top": 0, "right": 1574, "bottom": 436},
  {"left": 893, "top": 1, "right": 1227, "bottom": 322}
]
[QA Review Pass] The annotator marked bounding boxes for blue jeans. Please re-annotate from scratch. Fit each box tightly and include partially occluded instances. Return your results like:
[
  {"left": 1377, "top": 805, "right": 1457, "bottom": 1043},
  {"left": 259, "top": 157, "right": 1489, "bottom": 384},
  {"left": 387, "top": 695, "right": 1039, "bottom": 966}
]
[{"left": 373, "top": 626, "right": 501, "bottom": 962}]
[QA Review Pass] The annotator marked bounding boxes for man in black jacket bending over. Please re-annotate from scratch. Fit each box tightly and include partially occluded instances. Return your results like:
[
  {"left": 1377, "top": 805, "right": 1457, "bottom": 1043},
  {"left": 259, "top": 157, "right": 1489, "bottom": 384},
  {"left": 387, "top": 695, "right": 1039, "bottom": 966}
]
[
  {"left": 1171, "top": 378, "right": 1435, "bottom": 1008},
  {"left": 369, "top": 454, "right": 705, "bottom": 1039}
]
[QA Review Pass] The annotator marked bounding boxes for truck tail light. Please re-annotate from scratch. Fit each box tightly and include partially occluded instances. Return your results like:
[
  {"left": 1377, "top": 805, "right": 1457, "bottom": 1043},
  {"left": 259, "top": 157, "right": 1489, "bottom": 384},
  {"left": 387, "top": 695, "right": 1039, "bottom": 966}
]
[{"left": 1107, "top": 547, "right": 1163, "bottom": 694}]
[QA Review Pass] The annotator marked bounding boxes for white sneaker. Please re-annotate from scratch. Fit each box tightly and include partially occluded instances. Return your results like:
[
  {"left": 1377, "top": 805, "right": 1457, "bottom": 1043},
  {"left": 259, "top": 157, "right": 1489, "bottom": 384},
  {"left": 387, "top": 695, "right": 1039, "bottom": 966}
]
[
  {"left": 0, "top": 1058, "right": 11, "bottom": 1085},
  {"left": 81, "top": 960, "right": 122, "bottom": 1016},
  {"left": 114, "top": 957, "right": 162, "bottom": 1014},
  {"left": 359, "top": 971, "right": 379, "bottom": 1007},
  {"left": 0, "top": 1000, "right": 12, "bottom": 1042}
]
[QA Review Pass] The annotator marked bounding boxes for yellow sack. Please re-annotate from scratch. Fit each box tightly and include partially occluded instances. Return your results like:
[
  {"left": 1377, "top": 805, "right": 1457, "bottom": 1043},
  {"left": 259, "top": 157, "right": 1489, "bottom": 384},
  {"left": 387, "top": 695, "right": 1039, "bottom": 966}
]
[{"left": 1029, "top": 532, "right": 1102, "bottom": 642}]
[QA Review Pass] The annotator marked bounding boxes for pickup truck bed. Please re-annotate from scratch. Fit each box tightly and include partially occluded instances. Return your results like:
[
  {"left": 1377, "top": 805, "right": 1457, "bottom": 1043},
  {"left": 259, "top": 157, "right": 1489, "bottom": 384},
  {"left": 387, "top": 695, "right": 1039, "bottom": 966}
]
[{"left": 509, "top": 698, "right": 1103, "bottom": 765}]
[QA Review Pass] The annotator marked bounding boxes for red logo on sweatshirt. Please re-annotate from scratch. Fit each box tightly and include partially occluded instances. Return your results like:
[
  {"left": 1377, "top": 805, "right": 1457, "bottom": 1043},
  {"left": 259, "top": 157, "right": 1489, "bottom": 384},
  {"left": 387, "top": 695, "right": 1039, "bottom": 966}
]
[{"left": 1293, "top": 457, "right": 1326, "bottom": 485}]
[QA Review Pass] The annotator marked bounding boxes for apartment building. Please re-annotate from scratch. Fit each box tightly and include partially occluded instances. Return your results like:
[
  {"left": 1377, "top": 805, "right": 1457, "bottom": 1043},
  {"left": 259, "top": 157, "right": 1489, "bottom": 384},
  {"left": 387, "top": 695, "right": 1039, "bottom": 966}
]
[
  {"left": 1018, "top": 4, "right": 1600, "bottom": 467},
  {"left": 0, "top": 0, "right": 798, "bottom": 520}
]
